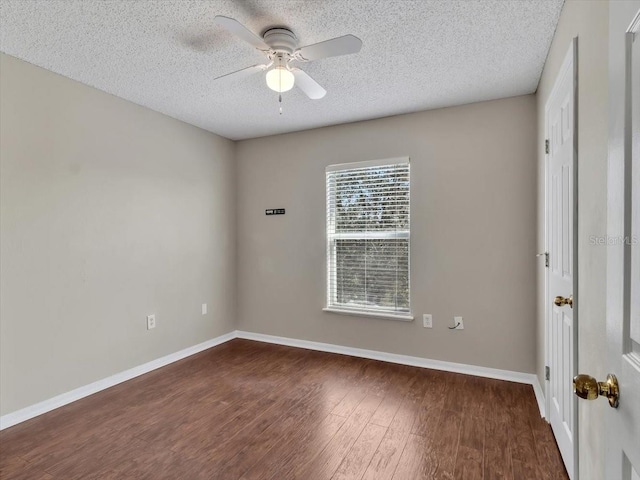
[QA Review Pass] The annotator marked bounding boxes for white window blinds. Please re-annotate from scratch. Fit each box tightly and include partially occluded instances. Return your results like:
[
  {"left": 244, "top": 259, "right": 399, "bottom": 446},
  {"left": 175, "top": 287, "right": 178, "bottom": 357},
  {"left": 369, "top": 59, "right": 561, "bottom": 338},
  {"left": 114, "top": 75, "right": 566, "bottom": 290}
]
[{"left": 326, "top": 158, "right": 410, "bottom": 316}]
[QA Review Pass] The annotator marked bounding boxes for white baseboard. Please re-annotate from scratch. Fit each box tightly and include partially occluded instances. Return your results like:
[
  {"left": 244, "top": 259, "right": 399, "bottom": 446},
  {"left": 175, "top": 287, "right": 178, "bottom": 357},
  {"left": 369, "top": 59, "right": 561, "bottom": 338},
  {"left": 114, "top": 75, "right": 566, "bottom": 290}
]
[
  {"left": 236, "top": 330, "right": 545, "bottom": 417},
  {"left": 1, "top": 329, "right": 546, "bottom": 430},
  {"left": 532, "top": 377, "right": 546, "bottom": 419},
  {"left": 0, "top": 331, "right": 236, "bottom": 430}
]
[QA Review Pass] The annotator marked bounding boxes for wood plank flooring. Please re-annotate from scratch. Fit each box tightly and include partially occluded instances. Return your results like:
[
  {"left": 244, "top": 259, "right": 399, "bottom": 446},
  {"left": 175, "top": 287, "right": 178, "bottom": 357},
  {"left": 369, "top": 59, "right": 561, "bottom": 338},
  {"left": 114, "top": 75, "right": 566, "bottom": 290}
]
[{"left": 0, "top": 339, "right": 568, "bottom": 479}]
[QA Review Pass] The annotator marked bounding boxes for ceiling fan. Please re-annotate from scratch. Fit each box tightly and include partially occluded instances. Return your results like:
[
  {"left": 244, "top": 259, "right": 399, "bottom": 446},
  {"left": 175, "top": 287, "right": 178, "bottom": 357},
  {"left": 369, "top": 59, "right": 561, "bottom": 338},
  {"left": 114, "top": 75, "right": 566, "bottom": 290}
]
[{"left": 213, "top": 16, "right": 362, "bottom": 101}]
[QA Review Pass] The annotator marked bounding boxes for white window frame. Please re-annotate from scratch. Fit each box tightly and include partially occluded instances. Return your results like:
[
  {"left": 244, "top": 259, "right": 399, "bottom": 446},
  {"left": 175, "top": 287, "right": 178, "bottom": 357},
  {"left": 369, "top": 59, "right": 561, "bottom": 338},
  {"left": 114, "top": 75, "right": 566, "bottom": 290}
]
[{"left": 323, "top": 157, "right": 413, "bottom": 321}]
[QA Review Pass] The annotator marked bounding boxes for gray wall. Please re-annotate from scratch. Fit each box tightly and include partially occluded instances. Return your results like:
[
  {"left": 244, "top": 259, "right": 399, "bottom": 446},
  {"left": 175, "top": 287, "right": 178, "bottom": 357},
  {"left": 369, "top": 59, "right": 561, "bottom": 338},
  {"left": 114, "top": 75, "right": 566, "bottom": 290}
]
[
  {"left": 535, "top": 1, "right": 609, "bottom": 479},
  {"left": 236, "top": 95, "right": 538, "bottom": 374},
  {"left": 0, "top": 54, "right": 237, "bottom": 415}
]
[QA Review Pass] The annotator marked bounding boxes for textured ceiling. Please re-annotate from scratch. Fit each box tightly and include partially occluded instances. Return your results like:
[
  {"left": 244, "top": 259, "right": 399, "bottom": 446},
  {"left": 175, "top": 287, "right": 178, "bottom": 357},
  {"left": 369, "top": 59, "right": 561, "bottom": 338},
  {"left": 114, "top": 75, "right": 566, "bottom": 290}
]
[{"left": 0, "top": 0, "right": 564, "bottom": 140}]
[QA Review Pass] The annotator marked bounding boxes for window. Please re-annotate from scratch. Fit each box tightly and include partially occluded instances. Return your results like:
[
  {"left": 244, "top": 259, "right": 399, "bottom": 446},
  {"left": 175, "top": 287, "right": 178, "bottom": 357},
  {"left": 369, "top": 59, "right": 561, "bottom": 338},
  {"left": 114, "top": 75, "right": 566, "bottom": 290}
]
[{"left": 325, "top": 157, "right": 411, "bottom": 319}]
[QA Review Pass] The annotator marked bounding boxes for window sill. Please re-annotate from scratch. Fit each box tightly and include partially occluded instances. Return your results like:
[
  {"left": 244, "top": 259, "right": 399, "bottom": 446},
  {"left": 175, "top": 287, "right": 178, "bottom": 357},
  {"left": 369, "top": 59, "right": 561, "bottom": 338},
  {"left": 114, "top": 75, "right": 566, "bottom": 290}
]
[{"left": 322, "top": 307, "right": 414, "bottom": 322}]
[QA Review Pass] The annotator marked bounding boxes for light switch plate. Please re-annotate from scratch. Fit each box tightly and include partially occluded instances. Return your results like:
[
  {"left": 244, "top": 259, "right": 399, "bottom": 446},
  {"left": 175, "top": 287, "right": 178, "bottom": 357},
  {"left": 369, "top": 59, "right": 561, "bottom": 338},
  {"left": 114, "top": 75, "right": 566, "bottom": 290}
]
[
  {"left": 202, "top": 303, "right": 207, "bottom": 315},
  {"left": 423, "top": 314, "right": 433, "bottom": 328},
  {"left": 147, "top": 314, "right": 156, "bottom": 330}
]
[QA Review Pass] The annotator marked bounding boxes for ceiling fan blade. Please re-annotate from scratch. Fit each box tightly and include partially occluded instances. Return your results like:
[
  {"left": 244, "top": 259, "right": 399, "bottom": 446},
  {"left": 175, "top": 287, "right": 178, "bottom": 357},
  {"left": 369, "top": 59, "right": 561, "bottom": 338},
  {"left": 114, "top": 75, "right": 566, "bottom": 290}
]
[
  {"left": 295, "top": 35, "right": 362, "bottom": 62},
  {"left": 214, "top": 16, "right": 269, "bottom": 51},
  {"left": 291, "top": 68, "right": 326, "bottom": 99},
  {"left": 214, "top": 64, "right": 267, "bottom": 81}
]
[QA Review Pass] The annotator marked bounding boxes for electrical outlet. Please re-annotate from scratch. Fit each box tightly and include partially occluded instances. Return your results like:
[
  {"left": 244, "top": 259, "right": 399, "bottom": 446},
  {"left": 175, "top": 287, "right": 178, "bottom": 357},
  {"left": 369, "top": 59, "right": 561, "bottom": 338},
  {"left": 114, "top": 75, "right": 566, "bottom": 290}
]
[
  {"left": 422, "top": 314, "right": 433, "bottom": 328},
  {"left": 202, "top": 303, "right": 207, "bottom": 315},
  {"left": 147, "top": 314, "right": 156, "bottom": 330},
  {"left": 454, "top": 316, "right": 464, "bottom": 330}
]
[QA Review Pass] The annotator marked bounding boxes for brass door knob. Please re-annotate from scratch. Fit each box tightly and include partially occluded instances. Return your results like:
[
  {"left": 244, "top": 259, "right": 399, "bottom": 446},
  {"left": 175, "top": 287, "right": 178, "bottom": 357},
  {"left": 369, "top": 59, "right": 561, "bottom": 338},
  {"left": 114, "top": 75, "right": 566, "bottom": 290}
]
[
  {"left": 573, "top": 373, "right": 619, "bottom": 408},
  {"left": 554, "top": 295, "right": 573, "bottom": 308}
]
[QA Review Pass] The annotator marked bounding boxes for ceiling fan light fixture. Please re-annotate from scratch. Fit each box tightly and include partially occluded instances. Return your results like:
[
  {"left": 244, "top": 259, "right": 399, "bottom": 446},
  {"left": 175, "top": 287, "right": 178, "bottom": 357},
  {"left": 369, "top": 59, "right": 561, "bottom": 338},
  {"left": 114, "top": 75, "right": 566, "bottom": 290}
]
[
  {"left": 266, "top": 66, "right": 295, "bottom": 93},
  {"left": 213, "top": 16, "right": 362, "bottom": 101}
]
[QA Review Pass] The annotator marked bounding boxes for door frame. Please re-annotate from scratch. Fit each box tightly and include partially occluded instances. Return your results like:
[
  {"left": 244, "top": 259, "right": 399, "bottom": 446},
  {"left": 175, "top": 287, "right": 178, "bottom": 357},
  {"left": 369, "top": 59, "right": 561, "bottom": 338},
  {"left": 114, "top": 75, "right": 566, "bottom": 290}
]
[
  {"left": 606, "top": 3, "right": 640, "bottom": 477},
  {"left": 543, "top": 37, "right": 579, "bottom": 479}
]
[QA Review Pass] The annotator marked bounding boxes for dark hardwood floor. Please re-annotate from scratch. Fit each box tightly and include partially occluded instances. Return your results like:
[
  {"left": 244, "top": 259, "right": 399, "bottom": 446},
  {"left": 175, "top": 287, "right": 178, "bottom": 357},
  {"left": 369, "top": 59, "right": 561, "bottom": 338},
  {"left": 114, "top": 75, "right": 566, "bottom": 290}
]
[{"left": 0, "top": 339, "right": 568, "bottom": 479}]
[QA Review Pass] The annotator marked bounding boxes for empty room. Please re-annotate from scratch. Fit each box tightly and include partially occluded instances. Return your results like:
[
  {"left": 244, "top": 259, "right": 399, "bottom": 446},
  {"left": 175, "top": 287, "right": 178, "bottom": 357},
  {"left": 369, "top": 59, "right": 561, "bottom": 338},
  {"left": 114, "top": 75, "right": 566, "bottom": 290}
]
[{"left": 1, "top": 0, "right": 639, "bottom": 479}]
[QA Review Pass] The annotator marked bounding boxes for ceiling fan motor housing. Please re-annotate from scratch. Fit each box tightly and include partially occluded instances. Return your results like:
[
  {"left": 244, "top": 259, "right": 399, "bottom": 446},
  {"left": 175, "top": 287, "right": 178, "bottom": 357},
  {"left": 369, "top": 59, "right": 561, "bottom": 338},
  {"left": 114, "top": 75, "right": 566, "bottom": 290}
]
[{"left": 263, "top": 28, "right": 297, "bottom": 54}]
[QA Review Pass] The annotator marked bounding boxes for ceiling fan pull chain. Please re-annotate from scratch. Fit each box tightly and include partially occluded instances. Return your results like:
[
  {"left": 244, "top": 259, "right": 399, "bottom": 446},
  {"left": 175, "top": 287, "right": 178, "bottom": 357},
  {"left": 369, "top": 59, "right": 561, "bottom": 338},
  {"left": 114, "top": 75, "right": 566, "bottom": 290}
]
[{"left": 279, "top": 94, "right": 283, "bottom": 115}]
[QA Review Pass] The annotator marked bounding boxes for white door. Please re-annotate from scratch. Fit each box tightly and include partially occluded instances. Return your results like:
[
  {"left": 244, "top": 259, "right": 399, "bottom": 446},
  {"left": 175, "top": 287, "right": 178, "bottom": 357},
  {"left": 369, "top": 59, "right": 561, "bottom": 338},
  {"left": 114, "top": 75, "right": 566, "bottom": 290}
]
[
  {"left": 545, "top": 39, "right": 577, "bottom": 479},
  {"left": 605, "top": 2, "right": 640, "bottom": 479}
]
